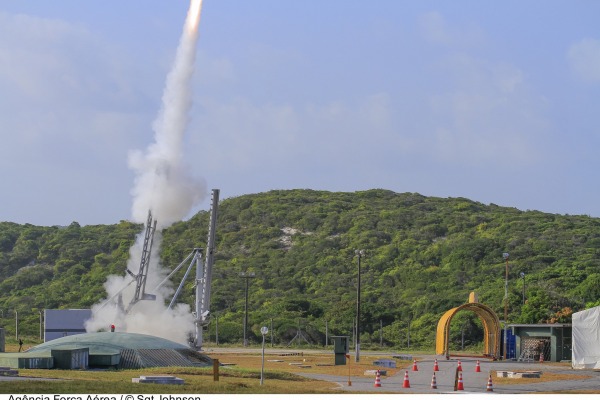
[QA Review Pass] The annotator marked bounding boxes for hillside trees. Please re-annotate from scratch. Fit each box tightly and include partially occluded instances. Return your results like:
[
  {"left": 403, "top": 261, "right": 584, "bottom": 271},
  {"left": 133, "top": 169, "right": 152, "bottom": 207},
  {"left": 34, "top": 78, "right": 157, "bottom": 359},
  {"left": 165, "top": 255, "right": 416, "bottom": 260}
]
[{"left": 1, "top": 189, "right": 600, "bottom": 348}]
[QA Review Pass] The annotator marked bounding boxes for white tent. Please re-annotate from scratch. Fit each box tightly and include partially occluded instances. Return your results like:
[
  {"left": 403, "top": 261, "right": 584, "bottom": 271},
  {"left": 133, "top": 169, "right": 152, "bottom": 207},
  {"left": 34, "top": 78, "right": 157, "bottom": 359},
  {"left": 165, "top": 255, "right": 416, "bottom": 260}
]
[{"left": 572, "top": 305, "right": 600, "bottom": 369}]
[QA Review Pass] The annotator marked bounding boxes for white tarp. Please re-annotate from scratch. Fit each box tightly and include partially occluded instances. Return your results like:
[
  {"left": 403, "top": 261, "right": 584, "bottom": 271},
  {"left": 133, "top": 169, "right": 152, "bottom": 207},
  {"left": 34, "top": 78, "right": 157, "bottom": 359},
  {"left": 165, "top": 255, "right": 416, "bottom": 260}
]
[{"left": 572, "top": 306, "right": 600, "bottom": 369}]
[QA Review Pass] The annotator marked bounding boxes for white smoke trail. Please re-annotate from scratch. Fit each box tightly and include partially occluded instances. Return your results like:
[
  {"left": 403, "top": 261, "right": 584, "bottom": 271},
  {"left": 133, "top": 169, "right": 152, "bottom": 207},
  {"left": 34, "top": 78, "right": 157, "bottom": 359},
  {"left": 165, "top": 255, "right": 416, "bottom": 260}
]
[
  {"left": 130, "top": 0, "right": 206, "bottom": 229},
  {"left": 85, "top": 0, "right": 206, "bottom": 344}
]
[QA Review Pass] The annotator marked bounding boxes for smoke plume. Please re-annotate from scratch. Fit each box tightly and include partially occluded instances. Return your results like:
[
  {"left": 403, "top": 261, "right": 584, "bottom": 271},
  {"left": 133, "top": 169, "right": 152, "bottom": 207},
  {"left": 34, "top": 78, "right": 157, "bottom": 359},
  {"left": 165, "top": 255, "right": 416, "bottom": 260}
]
[{"left": 85, "top": 0, "right": 206, "bottom": 344}]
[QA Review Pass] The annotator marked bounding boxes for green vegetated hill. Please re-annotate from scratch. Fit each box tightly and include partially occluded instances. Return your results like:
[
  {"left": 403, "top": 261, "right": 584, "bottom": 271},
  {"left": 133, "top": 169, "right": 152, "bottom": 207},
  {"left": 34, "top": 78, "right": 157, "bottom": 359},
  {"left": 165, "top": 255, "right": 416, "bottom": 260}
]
[{"left": 1, "top": 189, "right": 599, "bottom": 350}]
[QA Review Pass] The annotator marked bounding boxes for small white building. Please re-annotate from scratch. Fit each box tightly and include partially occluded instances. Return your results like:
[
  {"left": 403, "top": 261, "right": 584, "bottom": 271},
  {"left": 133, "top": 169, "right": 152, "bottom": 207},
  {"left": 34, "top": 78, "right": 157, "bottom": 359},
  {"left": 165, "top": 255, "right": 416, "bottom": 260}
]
[{"left": 572, "top": 306, "right": 600, "bottom": 369}]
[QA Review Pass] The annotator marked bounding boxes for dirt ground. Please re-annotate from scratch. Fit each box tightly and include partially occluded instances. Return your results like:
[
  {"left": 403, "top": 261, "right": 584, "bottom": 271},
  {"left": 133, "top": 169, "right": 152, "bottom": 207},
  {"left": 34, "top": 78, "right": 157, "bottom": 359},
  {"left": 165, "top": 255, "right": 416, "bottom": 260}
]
[{"left": 209, "top": 349, "right": 408, "bottom": 377}]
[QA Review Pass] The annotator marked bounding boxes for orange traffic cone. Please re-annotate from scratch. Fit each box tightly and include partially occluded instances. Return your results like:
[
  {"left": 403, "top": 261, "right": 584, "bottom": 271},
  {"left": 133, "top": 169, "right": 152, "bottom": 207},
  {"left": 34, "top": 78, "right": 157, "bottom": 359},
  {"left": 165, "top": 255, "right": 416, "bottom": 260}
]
[
  {"left": 457, "top": 360, "right": 463, "bottom": 371},
  {"left": 433, "top": 359, "right": 440, "bottom": 372},
  {"left": 374, "top": 370, "right": 382, "bottom": 387},
  {"left": 412, "top": 360, "right": 419, "bottom": 371},
  {"left": 457, "top": 372, "right": 464, "bottom": 391},
  {"left": 486, "top": 374, "right": 494, "bottom": 392},
  {"left": 402, "top": 371, "right": 411, "bottom": 388},
  {"left": 475, "top": 360, "right": 481, "bottom": 372},
  {"left": 539, "top": 352, "right": 544, "bottom": 363},
  {"left": 430, "top": 372, "right": 438, "bottom": 389}
]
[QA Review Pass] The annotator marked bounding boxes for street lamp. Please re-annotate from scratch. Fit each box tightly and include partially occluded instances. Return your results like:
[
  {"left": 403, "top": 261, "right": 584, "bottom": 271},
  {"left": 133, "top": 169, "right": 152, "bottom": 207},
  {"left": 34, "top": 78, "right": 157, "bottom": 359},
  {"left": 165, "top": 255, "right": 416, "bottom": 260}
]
[
  {"left": 407, "top": 318, "right": 411, "bottom": 349},
  {"left": 15, "top": 310, "right": 18, "bottom": 340},
  {"left": 240, "top": 271, "right": 256, "bottom": 347},
  {"left": 260, "top": 326, "right": 269, "bottom": 385},
  {"left": 520, "top": 272, "right": 526, "bottom": 305},
  {"left": 502, "top": 252, "right": 509, "bottom": 360},
  {"left": 215, "top": 314, "right": 219, "bottom": 346},
  {"left": 270, "top": 318, "right": 274, "bottom": 347},
  {"left": 355, "top": 249, "right": 365, "bottom": 362}
]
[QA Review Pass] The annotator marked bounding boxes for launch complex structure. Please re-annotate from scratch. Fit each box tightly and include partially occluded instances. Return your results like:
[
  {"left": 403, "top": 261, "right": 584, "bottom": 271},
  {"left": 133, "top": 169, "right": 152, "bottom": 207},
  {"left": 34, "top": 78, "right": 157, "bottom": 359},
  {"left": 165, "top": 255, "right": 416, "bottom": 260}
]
[{"left": 102, "top": 189, "right": 220, "bottom": 350}]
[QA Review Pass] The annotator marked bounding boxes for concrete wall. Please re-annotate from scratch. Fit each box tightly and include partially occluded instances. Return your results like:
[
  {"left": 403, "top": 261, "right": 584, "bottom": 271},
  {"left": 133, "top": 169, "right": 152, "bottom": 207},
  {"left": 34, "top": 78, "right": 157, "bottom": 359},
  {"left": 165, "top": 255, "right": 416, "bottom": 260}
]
[{"left": 51, "top": 348, "right": 89, "bottom": 370}]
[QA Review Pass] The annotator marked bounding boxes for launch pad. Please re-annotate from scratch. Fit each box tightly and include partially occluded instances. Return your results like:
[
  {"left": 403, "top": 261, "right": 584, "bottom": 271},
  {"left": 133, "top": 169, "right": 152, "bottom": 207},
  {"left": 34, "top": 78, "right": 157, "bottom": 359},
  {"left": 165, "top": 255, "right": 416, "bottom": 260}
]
[{"left": 96, "top": 189, "right": 220, "bottom": 351}]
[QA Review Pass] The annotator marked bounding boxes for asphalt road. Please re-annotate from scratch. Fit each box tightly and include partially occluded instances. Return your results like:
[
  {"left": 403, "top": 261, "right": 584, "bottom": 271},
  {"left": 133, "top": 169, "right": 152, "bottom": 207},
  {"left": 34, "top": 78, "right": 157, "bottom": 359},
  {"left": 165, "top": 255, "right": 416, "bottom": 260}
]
[
  {"left": 297, "top": 356, "right": 600, "bottom": 394},
  {"left": 205, "top": 347, "right": 600, "bottom": 393}
]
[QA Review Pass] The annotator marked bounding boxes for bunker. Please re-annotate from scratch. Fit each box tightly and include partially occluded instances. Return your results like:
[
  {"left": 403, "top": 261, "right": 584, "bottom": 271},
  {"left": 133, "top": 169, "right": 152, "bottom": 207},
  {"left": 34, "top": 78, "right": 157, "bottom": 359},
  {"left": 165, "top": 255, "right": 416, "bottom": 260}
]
[{"left": 0, "top": 332, "right": 212, "bottom": 369}]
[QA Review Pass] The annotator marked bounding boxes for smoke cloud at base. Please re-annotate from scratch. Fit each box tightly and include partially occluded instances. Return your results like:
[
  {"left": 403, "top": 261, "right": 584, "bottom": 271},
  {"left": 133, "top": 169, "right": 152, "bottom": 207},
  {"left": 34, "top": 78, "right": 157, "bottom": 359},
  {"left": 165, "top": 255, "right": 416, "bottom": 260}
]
[{"left": 85, "top": 0, "right": 206, "bottom": 344}]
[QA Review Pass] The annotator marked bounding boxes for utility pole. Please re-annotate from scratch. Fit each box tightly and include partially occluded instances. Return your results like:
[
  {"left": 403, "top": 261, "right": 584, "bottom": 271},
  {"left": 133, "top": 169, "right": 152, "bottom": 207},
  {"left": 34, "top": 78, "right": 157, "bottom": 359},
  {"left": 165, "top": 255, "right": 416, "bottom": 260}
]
[
  {"left": 503, "top": 252, "right": 510, "bottom": 360},
  {"left": 521, "top": 272, "right": 526, "bottom": 305},
  {"left": 352, "top": 319, "right": 355, "bottom": 350},
  {"left": 407, "top": 318, "right": 411, "bottom": 349},
  {"left": 39, "top": 310, "right": 43, "bottom": 341},
  {"left": 355, "top": 250, "right": 364, "bottom": 362},
  {"left": 260, "top": 326, "right": 268, "bottom": 385},
  {"left": 240, "top": 271, "right": 256, "bottom": 346}
]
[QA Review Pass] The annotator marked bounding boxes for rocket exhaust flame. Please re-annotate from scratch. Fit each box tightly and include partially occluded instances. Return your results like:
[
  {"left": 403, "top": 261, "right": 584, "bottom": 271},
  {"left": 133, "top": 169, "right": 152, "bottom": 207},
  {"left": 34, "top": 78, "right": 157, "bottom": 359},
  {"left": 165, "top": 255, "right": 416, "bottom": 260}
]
[
  {"left": 85, "top": 0, "right": 207, "bottom": 344},
  {"left": 186, "top": 0, "right": 203, "bottom": 34}
]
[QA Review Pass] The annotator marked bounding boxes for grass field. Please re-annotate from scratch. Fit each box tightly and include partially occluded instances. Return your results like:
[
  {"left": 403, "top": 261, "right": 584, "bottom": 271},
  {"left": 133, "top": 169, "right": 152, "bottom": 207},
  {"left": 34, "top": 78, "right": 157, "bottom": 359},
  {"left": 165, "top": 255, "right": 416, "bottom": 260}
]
[
  {"left": 3, "top": 366, "right": 334, "bottom": 394},
  {"left": 0, "top": 350, "right": 407, "bottom": 394},
  {"left": 0, "top": 346, "right": 594, "bottom": 394}
]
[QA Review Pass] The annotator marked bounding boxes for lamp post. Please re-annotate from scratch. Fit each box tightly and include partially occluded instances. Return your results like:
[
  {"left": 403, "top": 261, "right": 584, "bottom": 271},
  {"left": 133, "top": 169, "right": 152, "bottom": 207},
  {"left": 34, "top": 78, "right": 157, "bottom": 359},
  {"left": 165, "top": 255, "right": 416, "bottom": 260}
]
[
  {"left": 355, "top": 249, "right": 365, "bottom": 362},
  {"left": 15, "top": 310, "right": 18, "bottom": 340},
  {"left": 240, "top": 271, "right": 256, "bottom": 347},
  {"left": 502, "top": 252, "right": 509, "bottom": 360},
  {"left": 520, "top": 272, "right": 526, "bottom": 305},
  {"left": 215, "top": 314, "right": 219, "bottom": 346},
  {"left": 260, "top": 326, "right": 268, "bottom": 385},
  {"left": 407, "top": 318, "right": 411, "bottom": 349}
]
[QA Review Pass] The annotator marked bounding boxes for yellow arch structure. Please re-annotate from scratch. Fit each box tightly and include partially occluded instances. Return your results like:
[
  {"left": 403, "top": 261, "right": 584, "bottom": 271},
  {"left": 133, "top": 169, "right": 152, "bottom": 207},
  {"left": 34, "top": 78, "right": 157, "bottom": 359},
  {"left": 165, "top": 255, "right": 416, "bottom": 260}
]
[{"left": 436, "top": 293, "right": 501, "bottom": 359}]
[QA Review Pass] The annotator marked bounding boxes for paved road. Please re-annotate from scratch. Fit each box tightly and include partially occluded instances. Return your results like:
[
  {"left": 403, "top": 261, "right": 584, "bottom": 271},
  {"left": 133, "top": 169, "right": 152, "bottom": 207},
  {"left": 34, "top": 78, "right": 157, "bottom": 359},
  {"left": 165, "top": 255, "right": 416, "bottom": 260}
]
[
  {"left": 298, "top": 357, "right": 600, "bottom": 394},
  {"left": 205, "top": 348, "right": 600, "bottom": 393}
]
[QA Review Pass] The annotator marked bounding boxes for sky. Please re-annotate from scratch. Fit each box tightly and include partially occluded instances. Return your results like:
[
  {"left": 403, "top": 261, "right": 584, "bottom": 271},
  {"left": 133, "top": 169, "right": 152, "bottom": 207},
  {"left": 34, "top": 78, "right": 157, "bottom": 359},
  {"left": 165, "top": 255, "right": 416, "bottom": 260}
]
[{"left": 1, "top": 0, "right": 599, "bottom": 226}]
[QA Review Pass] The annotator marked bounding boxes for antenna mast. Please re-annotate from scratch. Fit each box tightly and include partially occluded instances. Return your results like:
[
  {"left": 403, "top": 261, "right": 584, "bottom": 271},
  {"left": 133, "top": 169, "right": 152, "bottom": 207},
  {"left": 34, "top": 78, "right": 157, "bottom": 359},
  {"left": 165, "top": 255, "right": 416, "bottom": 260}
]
[
  {"left": 126, "top": 210, "right": 157, "bottom": 312},
  {"left": 194, "top": 189, "right": 219, "bottom": 349}
]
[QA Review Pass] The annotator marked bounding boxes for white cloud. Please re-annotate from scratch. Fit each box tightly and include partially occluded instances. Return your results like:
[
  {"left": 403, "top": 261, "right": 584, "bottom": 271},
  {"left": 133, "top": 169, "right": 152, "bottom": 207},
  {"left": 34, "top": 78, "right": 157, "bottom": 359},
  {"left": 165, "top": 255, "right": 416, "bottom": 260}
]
[
  {"left": 424, "top": 56, "right": 548, "bottom": 167},
  {"left": 411, "top": 12, "right": 550, "bottom": 168},
  {"left": 186, "top": 92, "right": 400, "bottom": 180},
  {"left": 0, "top": 11, "right": 152, "bottom": 225},
  {"left": 0, "top": 11, "right": 149, "bottom": 163},
  {"left": 189, "top": 96, "right": 300, "bottom": 169},
  {"left": 418, "top": 11, "right": 485, "bottom": 48},
  {"left": 567, "top": 38, "right": 600, "bottom": 83},
  {"left": 0, "top": 12, "right": 135, "bottom": 107},
  {"left": 196, "top": 52, "right": 236, "bottom": 87},
  {"left": 492, "top": 64, "right": 524, "bottom": 94}
]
